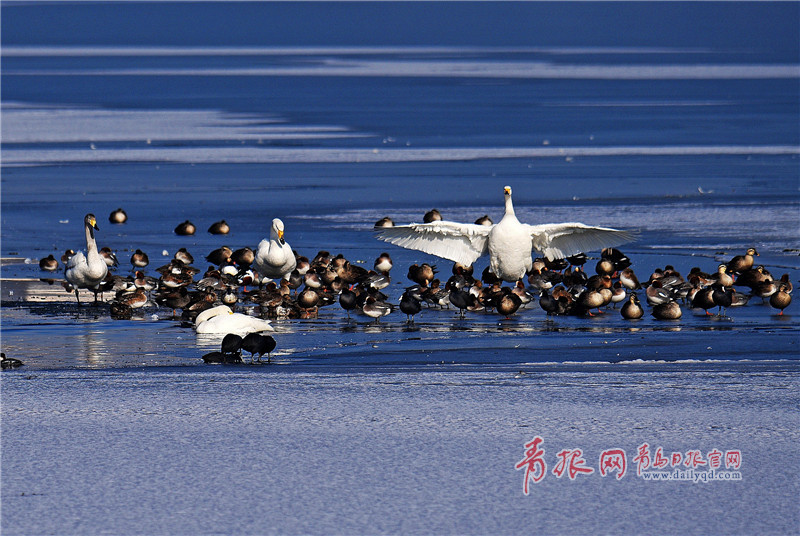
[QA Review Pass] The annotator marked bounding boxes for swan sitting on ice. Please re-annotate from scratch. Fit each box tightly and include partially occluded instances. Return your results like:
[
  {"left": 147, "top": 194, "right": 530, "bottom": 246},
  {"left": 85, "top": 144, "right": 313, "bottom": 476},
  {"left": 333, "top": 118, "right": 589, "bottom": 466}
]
[
  {"left": 194, "top": 305, "right": 274, "bottom": 334},
  {"left": 254, "top": 218, "right": 297, "bottom": 281},
  {"left": 376, "top": 186, "right": 635, "bottom": 283},
  {"left": 65, "top": 214, "right": 108, "bottom": 304}
]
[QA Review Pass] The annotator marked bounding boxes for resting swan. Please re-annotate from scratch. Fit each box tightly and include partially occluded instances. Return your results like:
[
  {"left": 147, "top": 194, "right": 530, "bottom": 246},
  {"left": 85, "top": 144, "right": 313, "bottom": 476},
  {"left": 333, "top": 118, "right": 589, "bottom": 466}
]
[
  {"left": 65, "top": 214, "right": 108, "bottom": 304},
  {"left": 194, "top": 305, "right": 274, "bottom": 334},
  {"left": 376, "top": 186, "right": 635, "bottom": 283},
  {"left": 254, "top": 218, "right": 297, "bottom": 281}
]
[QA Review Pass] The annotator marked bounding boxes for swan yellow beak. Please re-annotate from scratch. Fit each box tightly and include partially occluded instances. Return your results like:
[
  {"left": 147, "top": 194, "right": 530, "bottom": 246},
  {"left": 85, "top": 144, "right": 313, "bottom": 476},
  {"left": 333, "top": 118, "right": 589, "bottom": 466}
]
[
  {"left": 504, "top": 186, "right": 512, "bottom": 195},
  {"left": 278, "top": 230, "right": 284, "bottom": 241},
  {"left": 89, "top": 216, "right": 99, "bottom": 230}
]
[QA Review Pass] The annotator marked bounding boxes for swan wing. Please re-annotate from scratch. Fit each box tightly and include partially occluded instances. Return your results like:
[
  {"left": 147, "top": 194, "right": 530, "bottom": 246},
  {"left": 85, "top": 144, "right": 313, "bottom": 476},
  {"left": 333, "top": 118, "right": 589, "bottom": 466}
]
[
  {"left": 376, "top": 221, "right": 491, "bottom": 266},
  {"left": 525, "top": 222, "right": 636, "bottom": 261}
]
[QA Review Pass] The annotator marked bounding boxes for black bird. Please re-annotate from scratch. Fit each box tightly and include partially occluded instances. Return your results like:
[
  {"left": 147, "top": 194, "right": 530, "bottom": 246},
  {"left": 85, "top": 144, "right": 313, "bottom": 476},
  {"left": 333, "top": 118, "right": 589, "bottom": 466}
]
[
  {"left": 1, "top": 353, "right": 24, "bottom": 370},
  {"left": 448, "top": 286, "right": 472, "bottom": 318},
  {"left": 241, "top": 333, "right": 277, "bottom": 363},
  {"left": 221, "top": 333, "right": 243, "bottom": 359},
  {"left": 712, "top": 284, "right": 734, "bottom": 317},
  {"left": 339, "top": 287, "right": 358, "bottom": 319},
  {"left": 399, "top": 290, "right": 423, "bottom": 323}
]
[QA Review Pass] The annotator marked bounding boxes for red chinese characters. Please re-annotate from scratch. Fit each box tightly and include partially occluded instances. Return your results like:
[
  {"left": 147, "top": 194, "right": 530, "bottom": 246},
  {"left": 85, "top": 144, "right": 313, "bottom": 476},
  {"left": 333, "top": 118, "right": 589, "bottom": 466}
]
[
  {"left": 599, "top": 449, "right": 627, "bottom": 479},
  {"left": 552, "top": 448, "right": 594, "bottom": 480},
  {"left": 725, "top": 450, "right": 742, "bottom": 469},
  {"left": 515, "top": 436, "right": 547, "bottom": 494},
  {"left": 632, "top": 443, "right": 651, "bottom": 476}
]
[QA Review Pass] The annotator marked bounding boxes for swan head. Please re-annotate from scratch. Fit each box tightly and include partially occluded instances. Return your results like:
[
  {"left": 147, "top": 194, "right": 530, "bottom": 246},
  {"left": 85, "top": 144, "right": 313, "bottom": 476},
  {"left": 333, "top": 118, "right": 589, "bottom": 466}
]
[
  {"left": 271, "top": 218, "right": 286, "bottom": 245},
  {"left": 85, "top": 213, "right": 99, "bottom": 239},
  {"left": 504, "top": 186, "right": 512, "bottom": 197}
]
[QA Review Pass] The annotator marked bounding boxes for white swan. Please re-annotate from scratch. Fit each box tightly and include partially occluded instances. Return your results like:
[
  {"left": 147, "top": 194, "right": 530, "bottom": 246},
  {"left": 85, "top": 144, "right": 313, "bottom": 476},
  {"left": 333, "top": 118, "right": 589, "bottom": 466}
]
[
  {"left": 195, "top": 305, "right": 274, "bottom": 334},
  {"left": 65, "top": 214, "right": 108, "bottom": 303},
  {"left": 376, "top": 186, "right": 635, "bottom": 283},
  {"left": 254, "top": 218, "right": 297, "bottom": 281}
]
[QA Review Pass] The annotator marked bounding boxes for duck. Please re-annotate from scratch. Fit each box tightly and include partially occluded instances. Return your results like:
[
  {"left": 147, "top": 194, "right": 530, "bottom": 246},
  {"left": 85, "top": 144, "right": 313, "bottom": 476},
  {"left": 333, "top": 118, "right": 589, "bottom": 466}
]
[
  {"left": 399, "top": 289, "right": 423, "bottom": 322},
  {"left": 727, "top": 247, "right": 758, "bottom": 273},
  {"left": 194, "top": 305, "right": 274, "bottom": 334},
  {"left": 474, "top": 215, "right": 493, "bottom": 226},
  {"left": 691, "top": 287, "right": 716, "bottom": 315},
  {"left": 619, "top": 268, "right": 642, "bottom": 290},
  {"left": 99, "top": 247, "right": 119, "bottom": 268},
  {"left": 174, "top": 248, "right": 195, "bottom": 265},
  {"left": 711, "top": 264, "right": 734, "bottom": 288},
  {"left": 254, "top": 218, "right": 297, "bottom": 281},
  {"left": 1, "top": 353, "right": 24, "bottom": 370},
  {"left": 39, "top": 254, "right": 58, "bottom": 272},
  {"left": 241, "top": 332, "right": 277, "bottom": 363},
  {"left": 621, "top": 294, "right": 644, "bottom": 319},
  {"left": 374, "top": 252, "right": 393, "bottom": 274},
  {"left": 61, "top": 249, "right": 76, "bottom": 264},
  {"left": 208, "top": 220, "right": 230, "bottom": 235},
  {"left": 423, "top": 209, "right": 442, "bottom": 223},
  {"left": 130, "top": 249, "right": 149, "bottom": 268},
  {"left": 712, "top": 284, "right": 734, "bottom": 316},
  {"left": 374, "top": 217, "right": 395, "bottom": 228},
  {"left": 362, "top": 296, "right": 393, "bottom": 322},
  {"left": 377, "top": 186, "right": 634, "bottom": 283},
  {"left": 496, "top": 288, "right": 523, "bottom": 318},
  {"left": 109, "top": 208, "right": 127, "bottom": 224},
  {"left": 231, "top": 247, "right": 254, "bottom": 268},
  {"left": 65, "top": 214, "right": 109, "bottom": 304},
  {"left": 174, "top": 220, "right": 196, "bottom": 236},
  {"left": 205, "top": 246, "right": 232, "bottom": 266},
  {"left": 652, "top": 301, "right": 682, "bottom": 320},
  {"left": 769, "top": 284, "right": 792, "bottom": 315}
]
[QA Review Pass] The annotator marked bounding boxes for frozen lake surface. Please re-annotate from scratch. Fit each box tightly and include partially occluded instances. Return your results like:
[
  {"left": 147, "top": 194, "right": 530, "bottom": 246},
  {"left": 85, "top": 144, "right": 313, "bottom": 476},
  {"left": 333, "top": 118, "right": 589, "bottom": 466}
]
[{"left": 2, "top": 2, "right": 799, "bottom": 534}]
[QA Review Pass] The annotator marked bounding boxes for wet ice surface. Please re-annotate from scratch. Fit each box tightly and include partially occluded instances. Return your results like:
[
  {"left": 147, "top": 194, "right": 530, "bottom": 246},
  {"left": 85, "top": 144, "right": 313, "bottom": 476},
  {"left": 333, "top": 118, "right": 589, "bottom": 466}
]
[
  {"left": 2, "top": 2, "right": 800, "bottom": 535},
  {"left": 3, "top": 365, "right": 799, "bottom": 535}
]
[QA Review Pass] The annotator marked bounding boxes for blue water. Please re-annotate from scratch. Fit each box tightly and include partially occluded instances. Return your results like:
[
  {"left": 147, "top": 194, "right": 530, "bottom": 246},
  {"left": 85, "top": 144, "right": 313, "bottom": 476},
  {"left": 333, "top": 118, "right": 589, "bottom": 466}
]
[{"left": 2, "top": 2, "right": 799, "bottom": 535}]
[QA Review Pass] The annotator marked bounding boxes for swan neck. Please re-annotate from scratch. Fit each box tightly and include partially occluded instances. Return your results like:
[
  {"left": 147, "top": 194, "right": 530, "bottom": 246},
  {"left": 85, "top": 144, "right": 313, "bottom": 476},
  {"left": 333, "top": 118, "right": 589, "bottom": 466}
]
[
  {"left": 504, "top": 194, "right": 515, "bottom": 217},
  {"left": 85, "top": 223, "right": 98, "bottom": 253}
]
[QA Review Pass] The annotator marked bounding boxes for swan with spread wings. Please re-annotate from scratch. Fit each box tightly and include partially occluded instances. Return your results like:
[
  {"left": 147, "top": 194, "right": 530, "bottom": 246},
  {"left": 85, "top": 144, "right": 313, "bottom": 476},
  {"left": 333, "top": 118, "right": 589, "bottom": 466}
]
[{"left": 376, "top": 186, "right": 635, "bottom": 283}]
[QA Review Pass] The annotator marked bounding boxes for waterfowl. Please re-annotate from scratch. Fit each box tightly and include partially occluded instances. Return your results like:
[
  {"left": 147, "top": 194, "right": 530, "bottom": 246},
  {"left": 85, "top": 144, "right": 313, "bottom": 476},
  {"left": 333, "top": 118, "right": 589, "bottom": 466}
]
[
  {"left": 712, "top": 284, "right": 734, "bottom": 316},
  {"left": 39, "top": 254, "right": 58, "bottom": 272},
  {"left": 424, "top": 209, "right": 442, "bottom": 223},
  {"left": 374, "top": 217, "right": 395, "bottom": 228},
  {"left": 254, "top": 218, "right": 297, "bottom": 281},
  {"left": 1, "top": 353, "right": 24, "bottom": 370},
  {"left": 362, "top": 296, "right": 393, "bottom": 322},
  {"left": 61, "top": 249, "right": 76, "bottom": 264},
  {"left": 130, "top": 249, "right": 149, "bottom": 268},
  {"left": 65, "top": 214, "right": 108, "bottom": 304},
  {"left": 297, "top": 288, "right": 320, "bottom": 309},
  {"left": 621, "top": 294, "right": 644, "bottom": 319},
  {"left": 652, "top": 301, "right": 682, "bottom": 320},
  {"left": 769, "top": 284, "right": 792, "bottom": 315},
  {"left": 619, "top": 268, "right": 642, "bottom": 290},
  {"left": 231, "top": 247, "right": 254, "bottom": 268},
  {"left": 691, "top": 287, "right": 716, "bottom": 315},
  {"left": 208, "top": 220, "right": 230, "bottom": 235},
  {"left": 174, "top": 248, "right": 195, "bottom": 265},
  {"left": 194, "top": 305, "right": 274, "bottom": 334},
  {"left": 496, "top": 288, "right": 522, "bottom": 318},
  {"left": 174, "top": 220, "right": 196, "bottom": 236},
  {"left": 711, "top": 264, "right": 734, "bottom": 288},
  {"left": 448, "top": 286, "right": 472, "bottom": 318},
  {"left": 205, "top": 246, "right": 232, "bottom": 266},
  {"left": 339, "top": 287, "right": 358, "bottom": 319},
  {"left": 109, "top": 208, "right": 127, "bottom": 224},
  {"left": 727, "top": 248, "right": 758, "bottom": 273},
  {"left": 109, "top": 301, "right": 133, "bottom": 320},
  {"left": 241, "top": 333, "right": 277, "bottom": 363},
  {"left": 399, "top": 289, "right": 423, "bottom": 322},
  {"left": 221, "top": 333, "right": 243, "bottom": 357},
  {"left": 377, "top": 186, "right": 634, "bottom": 283},
  {"left": 474, "top": 215, "right": 493, "bottom": 226},
  {"left": 99, "top": 247, "right": 119, "bottom": 268},
  {"left": 118, "top": 287, "right": 149, "bottom": 309},
  {"left": 610, "top": 282, "right": 627, "bottom": 308},
  {"left": 645, "top": 281, "right": 672, "bottom": 306},
  {"left": 566, "top": 252, "right": 587, "bottom": 271},
  {"left": 374, "top": 252, "right": 393, "bottom": 274}
]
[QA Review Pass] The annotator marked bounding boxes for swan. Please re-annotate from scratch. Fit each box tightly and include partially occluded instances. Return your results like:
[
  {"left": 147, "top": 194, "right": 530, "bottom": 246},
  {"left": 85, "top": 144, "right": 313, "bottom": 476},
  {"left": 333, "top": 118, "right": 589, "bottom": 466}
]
[
  {"left": 254, "top": 218, "right": 297, "bottom": 281},
  {"left": 376, "top": 186, "right": 635, "bottom": 283},
  {"left": 194, "top": 305, "right": 274, "bottom": 334},
  {"left": 65, "top": 214, "right": 108, "bottom": 304}
]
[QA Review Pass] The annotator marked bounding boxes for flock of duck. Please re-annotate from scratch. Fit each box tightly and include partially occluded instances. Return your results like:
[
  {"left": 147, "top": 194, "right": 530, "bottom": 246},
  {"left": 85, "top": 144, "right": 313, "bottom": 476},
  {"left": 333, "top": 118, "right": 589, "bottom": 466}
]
[{"left": 35, "top": 186, "right": 793, "bottom": 365}]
